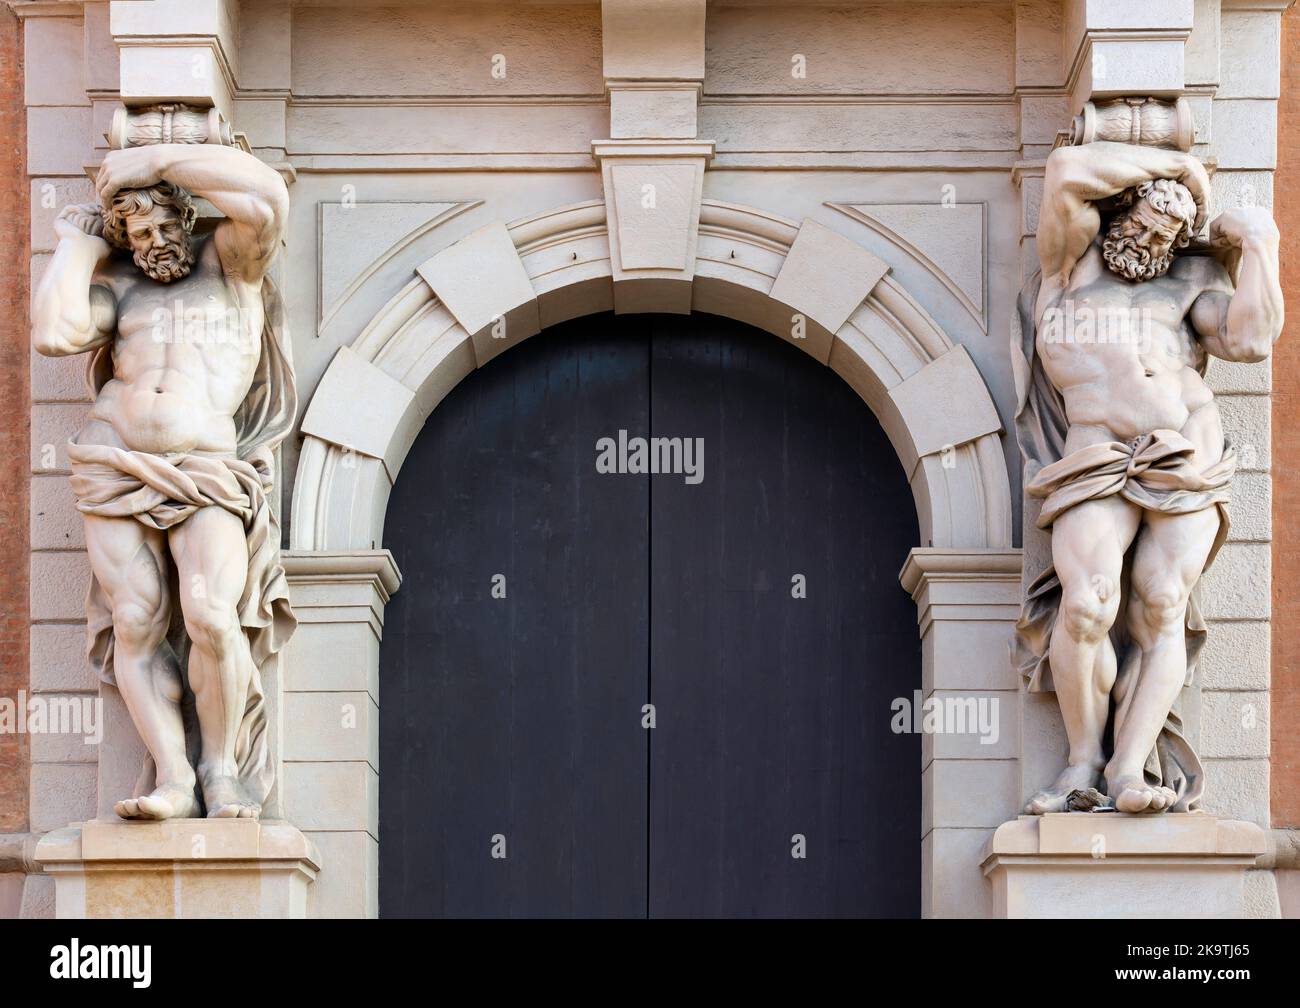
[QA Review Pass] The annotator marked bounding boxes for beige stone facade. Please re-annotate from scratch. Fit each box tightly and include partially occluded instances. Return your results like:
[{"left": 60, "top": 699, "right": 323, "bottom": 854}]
[{"left": 1, "top": 0, "right": 1294, "bottom": 919}]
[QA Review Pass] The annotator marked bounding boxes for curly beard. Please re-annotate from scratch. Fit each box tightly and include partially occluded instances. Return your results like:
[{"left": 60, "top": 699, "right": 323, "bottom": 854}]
[
  {"left": 1101, "top": 217, "right": 1174, "bottom": 281},
  {"left": 134, "top": 238, "right": 195, "bottom": 283}
]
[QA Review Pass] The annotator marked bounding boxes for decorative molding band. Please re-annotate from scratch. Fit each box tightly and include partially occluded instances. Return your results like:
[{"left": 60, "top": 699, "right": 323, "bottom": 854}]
[
  {"left": 286, "top": 94, "right": 609, "bottom": 107},
  {"left": 701, "top": 93, "right": 1019, "bottom": 106}
]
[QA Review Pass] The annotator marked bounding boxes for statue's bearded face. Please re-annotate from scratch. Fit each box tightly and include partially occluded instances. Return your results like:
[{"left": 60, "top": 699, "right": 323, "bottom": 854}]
[
  {"left": 123, "top": 205, "right": 195, "bottom": 283},
  {"left": 101, "top": 181, "right": 198, "bottom": 284},
  {"left": 1102, "top": 181, "right": 1196, "bottom": 282}
]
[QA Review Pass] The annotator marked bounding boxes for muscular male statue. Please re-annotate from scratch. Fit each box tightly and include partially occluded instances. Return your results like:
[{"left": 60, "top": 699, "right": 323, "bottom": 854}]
[
  {"left": 1014, "top": 141, "right": 1282, "bottom": 814},
  {"left": 32, "top": 144, "right": 297, "bottom": 820}
]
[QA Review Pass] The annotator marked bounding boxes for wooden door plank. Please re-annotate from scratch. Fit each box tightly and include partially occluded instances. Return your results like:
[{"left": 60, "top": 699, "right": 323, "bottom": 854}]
[
  {"left": 647, "top": 313, "right": 921, "bottom": 918},
  {"left": 379, "top": 314, "right": 650, "bottom": 918}
]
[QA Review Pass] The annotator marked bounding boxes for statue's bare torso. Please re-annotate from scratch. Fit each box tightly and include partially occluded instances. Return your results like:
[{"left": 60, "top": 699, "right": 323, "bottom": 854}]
[
  {"left": 84, "top": 236, "right": 262, "bottom": 456},
  {"left": 1036, "top": 245, "right": 1229, "bottom": 463}
]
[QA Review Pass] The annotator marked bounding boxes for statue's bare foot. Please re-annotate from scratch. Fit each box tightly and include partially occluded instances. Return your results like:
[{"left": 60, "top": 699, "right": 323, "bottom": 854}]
[
  {"left": 115, "top": 781, "right": 199, "bottom": 821},
  {"left": 1024, "top": 763, "right": 1103, "bottom": 814},
  {"left": 1108, "top": 773, "right": 1176, "bottom": 814},
  {"left": 201, "top": 774, "right": 261, "bottom": 819}
]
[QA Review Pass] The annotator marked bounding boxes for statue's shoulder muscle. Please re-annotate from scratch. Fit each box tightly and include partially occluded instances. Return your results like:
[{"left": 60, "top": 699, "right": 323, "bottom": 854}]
[{"left": 1171, "top": 253, "right": 1232, "bottom": 292}]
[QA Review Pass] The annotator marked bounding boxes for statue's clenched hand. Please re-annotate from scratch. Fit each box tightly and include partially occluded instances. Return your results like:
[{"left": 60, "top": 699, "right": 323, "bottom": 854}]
[
  {"left": 1208, "top": 206, "right": 1279, "bottom": 249},
  {"left": 53, "top": 203, "right": 111, "bottom": 260},
  {"left": 95, "top": 146, "right": 166, "bottom": 208}
]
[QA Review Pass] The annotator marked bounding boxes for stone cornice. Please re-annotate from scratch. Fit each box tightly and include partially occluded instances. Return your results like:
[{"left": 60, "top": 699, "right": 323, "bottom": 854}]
[
  {"left": 591, "top": 138, "right": 715, "bottom": 159},
  {"left": 282, "top": 549, "right": 403, "bottom": 598},
  {"left": 899, "top": 547, "right": 1023, "bottom": 597},
  {"left": 7, "top": 1, "right": 82, "bottom": 18}
]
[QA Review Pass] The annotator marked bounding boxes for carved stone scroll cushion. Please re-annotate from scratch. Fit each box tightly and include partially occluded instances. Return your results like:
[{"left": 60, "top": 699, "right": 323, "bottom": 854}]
[
  {"left": 108, "top": 103, "right": 234, "bottom": 151},
  {"left": 1012, "top": 134, "right": 1283, "bottom": 815},
  {"left": 31, "top": 138, "right": 296, "bottom": 821},
  {"left": 1068, "top": 97, "right": 1195, "bottom": 152}
]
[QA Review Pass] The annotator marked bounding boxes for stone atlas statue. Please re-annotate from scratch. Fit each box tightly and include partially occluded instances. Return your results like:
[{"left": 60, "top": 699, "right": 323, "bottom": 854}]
[
  {"left": 1014, "top": 140, "right": 1283, "bottom": 814},
  {"left": 32, "top": 143, "right": 297, "bottom": 820}
]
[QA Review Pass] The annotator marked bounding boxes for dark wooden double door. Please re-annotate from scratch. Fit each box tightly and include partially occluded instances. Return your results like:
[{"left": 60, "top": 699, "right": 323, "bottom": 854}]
[{"left": 379, "top": 312, "right": 920, "bottom": 917}]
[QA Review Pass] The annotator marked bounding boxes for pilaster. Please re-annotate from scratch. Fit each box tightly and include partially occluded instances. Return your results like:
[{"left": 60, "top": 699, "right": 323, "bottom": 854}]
[
  {"left": 280, "top": 549, "right": 401, "bottom": 919},
  {"left": 109, "top": 0, "right": 239, "bottom": 118},
  {"left": 900, "top": 547, "right": 1023, "bottom": 918}
]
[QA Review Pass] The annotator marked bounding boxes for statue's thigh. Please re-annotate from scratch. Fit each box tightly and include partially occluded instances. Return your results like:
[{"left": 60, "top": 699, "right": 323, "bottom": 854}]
[
  {"left": 1050, "top": 495, "right": 1141, "bottom": 586},
  {"left": 1130, "top": 508, "right": 1221, "bottom": 599},
  {"left": 167, "top": 506, "right": 248, "bottom": 607},
  {"left": 83, "top": 513, "right": 169, "bottom": 611}
]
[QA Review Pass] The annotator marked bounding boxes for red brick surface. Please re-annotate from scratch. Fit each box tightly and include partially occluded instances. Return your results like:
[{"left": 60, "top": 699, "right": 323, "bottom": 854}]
[
  {"left": 0, "top": 5, "right": 28, "bottom": 834},
  {"left": 1273, "top": 4, "right": 1300, "bottom": 828}
]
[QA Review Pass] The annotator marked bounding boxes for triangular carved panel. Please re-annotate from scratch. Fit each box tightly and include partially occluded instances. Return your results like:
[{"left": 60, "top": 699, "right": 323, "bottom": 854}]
[
  {"left": 828, "top": 202, "right": 986, "bottom": 331},
  {"left": 318, "top": 201, "right": 479, "bottom": 326}
]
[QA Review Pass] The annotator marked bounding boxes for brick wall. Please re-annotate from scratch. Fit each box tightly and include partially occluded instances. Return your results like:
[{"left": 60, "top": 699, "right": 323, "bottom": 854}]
[
  {"left": 0, "top": 3, "right": 29, "bottom": 835},
  {"left": 1273, "top": 3, "right": 1300, "bottom": 830}
]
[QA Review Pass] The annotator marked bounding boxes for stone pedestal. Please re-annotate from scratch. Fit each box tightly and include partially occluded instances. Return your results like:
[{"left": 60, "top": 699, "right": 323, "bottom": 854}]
[
  {"left": 982, "top": 813, "right": 1266, "bottom": 919},
  {"left": 35, "top": 819, "right": 320, "bottom": 919}
]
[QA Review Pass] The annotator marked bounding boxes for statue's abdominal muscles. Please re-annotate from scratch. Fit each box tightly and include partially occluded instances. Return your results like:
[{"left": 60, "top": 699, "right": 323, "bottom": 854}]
[
  {"left": 96, "top": 273, "right": 261, "bottom": 455},
  {"left": 1036, "top": 275, "right": 1214, "bottom": 443}
]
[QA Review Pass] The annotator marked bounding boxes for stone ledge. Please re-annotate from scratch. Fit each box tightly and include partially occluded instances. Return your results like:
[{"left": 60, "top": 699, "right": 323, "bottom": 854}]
[
  {"left": 38, "top": 818, "right": 320, "bottom": 866},
  {"left": 982, "top": 814, "right": 1267, "bottom": 918},
  {"left": 35, "top": 820, "right": 321, "bottom": 919},
  {"left": 986, "top": 812, "right": 1267, "bottom": 859}
]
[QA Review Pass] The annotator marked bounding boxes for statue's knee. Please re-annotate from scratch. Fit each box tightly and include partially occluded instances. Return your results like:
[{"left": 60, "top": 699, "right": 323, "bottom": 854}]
[
  {"left": 1060, "top": 583, "right": 1116, "bottom": 644},
  {"left": 113, "top": 601, "right": 167, "bottom": 651},
  {"left": 1134, "top": 583, "right": 1186, "bottom": 639},
  {"left": 183, "top": 604, "right": 241, "bottom": 656}
]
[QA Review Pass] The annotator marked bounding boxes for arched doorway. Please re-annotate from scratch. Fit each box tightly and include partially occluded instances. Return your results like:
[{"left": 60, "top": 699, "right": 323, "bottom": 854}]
[{"left": 378, "top": 311, "right": 921, "bottom": 917}]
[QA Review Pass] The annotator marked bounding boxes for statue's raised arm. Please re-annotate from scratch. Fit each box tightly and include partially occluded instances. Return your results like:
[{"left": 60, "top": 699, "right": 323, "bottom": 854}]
[
  {"left": 95, "top": 143, "right": 289, "bottom": 284},
  {"left": 1036, "top": 141, "right": 1210, "bottom": 316},
  {"left": 32, "top": 204, "right": 116, "bottom": 357},
  {"left": 1187, "top": 207, "right": 1283, "bottom": 364}
]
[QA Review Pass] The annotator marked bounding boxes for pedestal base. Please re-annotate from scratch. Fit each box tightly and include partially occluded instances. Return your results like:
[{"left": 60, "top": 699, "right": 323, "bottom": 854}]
[
  {"left": 35, "top": 819, "right": 321, "bottom": 919},
  {"left": 982, "top": 813, "right": 1266, "bottom": 919}
]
